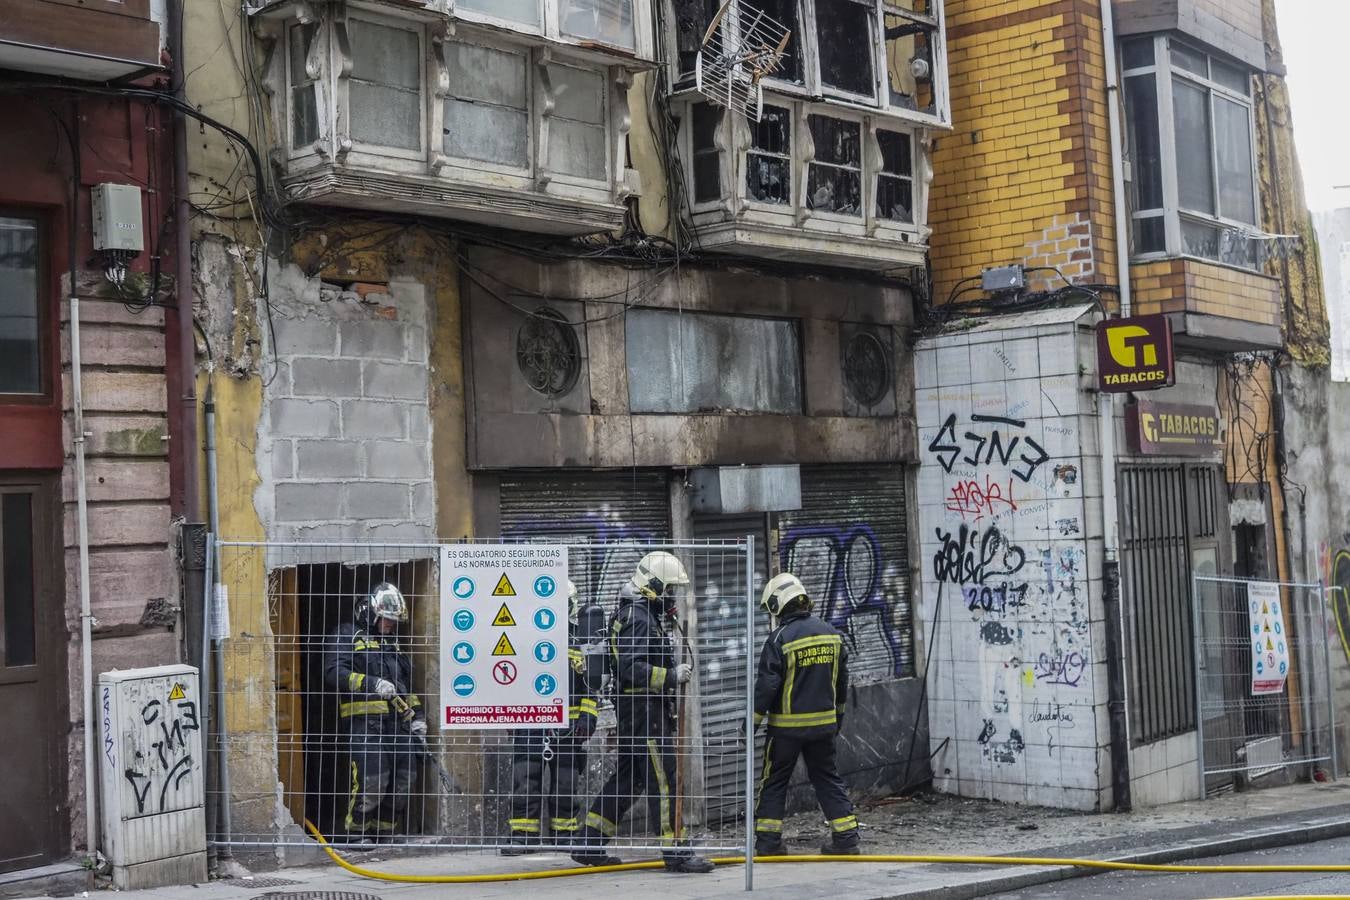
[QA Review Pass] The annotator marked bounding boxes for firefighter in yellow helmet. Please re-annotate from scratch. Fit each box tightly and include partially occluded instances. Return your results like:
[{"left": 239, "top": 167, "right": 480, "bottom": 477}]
[
  {"left": 571, "top": 551, "right": 715, "bottom": 874},
  {"left": 752, "top": 572, "right": 859, "bottom": 857}
]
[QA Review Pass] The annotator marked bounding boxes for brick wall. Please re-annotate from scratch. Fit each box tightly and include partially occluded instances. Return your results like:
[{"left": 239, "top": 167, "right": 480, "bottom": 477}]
[
  {"left": 1129, "top": 258, "right": 1281, "bottom": 327},
  {"left": 930, "top": 0, "right": 1116, "bottom": 303}
]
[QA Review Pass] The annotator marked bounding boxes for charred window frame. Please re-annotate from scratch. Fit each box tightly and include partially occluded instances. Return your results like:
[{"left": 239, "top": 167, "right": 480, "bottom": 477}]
[
  {"left": 1121, "top": 35, "right": 1261, "bottom": 270},
  {"left": 669, "top": 0, "right": 948, "bottom": 127}
]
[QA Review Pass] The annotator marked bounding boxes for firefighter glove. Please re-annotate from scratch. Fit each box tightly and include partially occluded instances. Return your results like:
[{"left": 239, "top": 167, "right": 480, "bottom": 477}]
[
  {"left": 410, "top": 719, "right": 428, "bottom": 737},
  {"left": 674, "top": 663, "right": 694, "bottom": 685},
  {"left": 573, "top": 715, "right": 596, "bottom": 739},
  {"left": 374, "top": 678, "right": 398, "bottom": 700}
]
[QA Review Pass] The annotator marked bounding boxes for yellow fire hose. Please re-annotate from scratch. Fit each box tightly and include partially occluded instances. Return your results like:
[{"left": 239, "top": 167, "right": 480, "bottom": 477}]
[{"left": 302, "top": 820, "right": 1350, "bottom": 885}]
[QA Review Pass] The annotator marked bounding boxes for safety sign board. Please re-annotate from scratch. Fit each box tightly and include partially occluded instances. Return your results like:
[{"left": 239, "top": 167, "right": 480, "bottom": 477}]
[
  {"left": 439, "top": 543, "right": 568, "bottom": 729},
  {"left": 1247, "top": 581, "right": 1290, "bottom": 695}
]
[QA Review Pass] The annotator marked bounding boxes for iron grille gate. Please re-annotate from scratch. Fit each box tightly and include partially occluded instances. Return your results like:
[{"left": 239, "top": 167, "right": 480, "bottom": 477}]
[
  {"left": 204, "top": 537, "right": 759, "bottom": 885},
  {"left": 1191, "top": 575, "right": 1337, "bottom": 795}
]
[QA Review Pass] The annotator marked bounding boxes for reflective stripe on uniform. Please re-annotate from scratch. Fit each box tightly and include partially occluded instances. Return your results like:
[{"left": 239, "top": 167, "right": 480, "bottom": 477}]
[
  {"left": 579, "top": 698, "right": 598, "bottom": 714},
  {"left": 585, "top": 811, "right": 618, "bottom": 837},
  {"left": 508, "top": 818, "right": 541, "bottom": 834},
  {"left": 754, "top": 737, "right": 774, "bottom": 808},
  {"left": 646, "top": 739, "right": 674, "bottom": 841},
  {"left": 354, "top": 639, "right": 381, "bottom": 651},
  {"left": 767, "top": 709, "right": 837, "bottom": 728},
  {"left": 755, "top": 818, "right": 783, "bottom": 833},
  {"left": 341, "top": 700, "right": 390, "bottom": 717},
  {"left": 406, "top": 694, "right": 421, "bottom": 708},
  {"left": 552, "top": 817, "right": 580, "bottom": 833},
  {"left": 649, "top": 665, "right": 667, "bottom": 690},
  {"left": 830, "top": 815, "right": 859, "bottom": 833},
  {"left": 345, "top": 761, "right": 359, "bottom": 832},
  {"left": 347, "top": 672, "right": 366, "bottom": 691}
]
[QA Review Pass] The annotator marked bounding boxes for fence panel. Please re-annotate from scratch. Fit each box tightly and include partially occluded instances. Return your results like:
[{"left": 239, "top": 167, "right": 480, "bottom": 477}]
[
  {"left": 206, "top": 538, "right": 754, "bottom": 858},
  {"left": 1192, "top": 575, "right": 1336, "bottom": 795}
]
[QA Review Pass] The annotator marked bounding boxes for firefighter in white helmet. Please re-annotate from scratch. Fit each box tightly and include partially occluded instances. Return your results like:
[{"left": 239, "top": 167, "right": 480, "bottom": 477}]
[
  {"left": 751, "top": 572, "right": 859, "bottom": 857},
  {"left": 571, "top": 551, "right": 714, "bottom": 874}
]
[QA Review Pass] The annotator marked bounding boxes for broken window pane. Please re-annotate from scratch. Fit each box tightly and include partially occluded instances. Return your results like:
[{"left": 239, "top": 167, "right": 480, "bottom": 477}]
[
  {"left": 807, "top": 115, "right": 861, "bottom": 216},
  {"left": 876, "top": 130, "right": 912, "bottom": 222},
  {"left": 691, "top": 102, "right": 722, "bottom": 203},
  {"left": 759, "top": 0, "right": 804, "bottom": 84},
  {"left": 457, "top": 0, "right": 541, "bottom": 28},
  {"left": 817, "top": 0, "right": 875, "bottom": 97},
  {"left": 560, "top": 0, "right": 636, "bottom": 51},
  {"left": 348, "top": 19, "right": 421, "bottom": 150},
  {"left": 883, "top": 11, "right": 935, "bottom": 113},
  {"left": 674, "top": 0, "right": 721, "bottom": 76},
  {"left": 544, "top": 64, "right": 607, "bottom": 181},
  {"left": 288, "top": 22, "right": 320, "bottom": 149},
  {"left": 746, "top": 104, "right": 791, "bottom": 204},
  {"left": 443, "top": 42, "right": 529, "bottom": 168}
]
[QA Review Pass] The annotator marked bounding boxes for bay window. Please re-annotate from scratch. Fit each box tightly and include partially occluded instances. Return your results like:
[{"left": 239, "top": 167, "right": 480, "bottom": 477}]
[
  {"left": 457, "top": 0, "right": 642, "bottom": 55},
  {"left": 1123, "top": 36, "right": 1260, "bottom": 269}
]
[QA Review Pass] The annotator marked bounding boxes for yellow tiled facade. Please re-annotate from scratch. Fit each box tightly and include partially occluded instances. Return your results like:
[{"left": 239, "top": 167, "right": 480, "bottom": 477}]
[
  {"left": 1130, "top": 258, "right": 1281, "bottom": 327},
  {"left": 929, "top": 0, "right": 1116, "bottom": 303}
]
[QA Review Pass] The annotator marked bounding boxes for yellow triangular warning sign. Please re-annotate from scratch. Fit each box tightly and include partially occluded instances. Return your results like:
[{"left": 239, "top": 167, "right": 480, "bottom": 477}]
[
  {"left": 1267, "top": 636, "right": 1275, "bottom": 651},
  {"left": 493, "top": 632, "right": 517, "bottom": 656},
  {"left": 493, "top": 603, "right": 517, "bottom": 627},
  {"left": 1262, "top": 602, "right": 1270, "bottom": 615},
  {"left": 493, "top": 573, "right": 517, "bottom": 597},
  {"left": 1264, "top": 622, "right": 1273, "bottom": 632},
  {"left": 168, "top": 683, "right": 186, "bottom": 701}
]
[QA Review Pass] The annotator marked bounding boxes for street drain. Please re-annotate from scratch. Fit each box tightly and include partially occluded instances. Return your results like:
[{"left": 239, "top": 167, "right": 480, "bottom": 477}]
[
  {"left": 256, "top": 893, "right": 383, "bottom": 900},
  {"left": 218, "top": 876, "right": 301, "bottom": 889}
]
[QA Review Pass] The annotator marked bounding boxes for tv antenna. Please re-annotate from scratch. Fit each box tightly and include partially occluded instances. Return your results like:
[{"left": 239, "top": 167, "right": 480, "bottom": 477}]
[{"left": 695, "top": 1, "right": 792, "bottom": 122}]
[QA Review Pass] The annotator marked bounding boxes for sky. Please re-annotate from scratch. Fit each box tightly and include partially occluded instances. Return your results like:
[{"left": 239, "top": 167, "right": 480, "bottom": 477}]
[{"left": 1274, "top": 0, "right": 1350, "bottom": 212}]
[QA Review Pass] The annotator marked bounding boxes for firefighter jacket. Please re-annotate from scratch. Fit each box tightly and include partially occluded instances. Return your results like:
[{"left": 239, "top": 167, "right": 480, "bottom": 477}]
[
  {"left": 607, "top": 582, "right": 679, "bottom": 728},
  {"left": 754, "top": 610, "right": 848, "bottom": 739},
  {"left": 324, "top": 623, "right": 424, "bottom": 728},
  {"left": 566, "top": 620, "right": 599, "bottom": 734}
]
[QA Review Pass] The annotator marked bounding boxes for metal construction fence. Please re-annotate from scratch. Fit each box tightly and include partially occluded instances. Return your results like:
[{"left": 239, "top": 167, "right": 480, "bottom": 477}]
[
  {"left": 203, "top": 537, "right": 760, "bottom": 867},
  {"left": 1192, "top": 575, "right": 1336, "bottom": 796}
]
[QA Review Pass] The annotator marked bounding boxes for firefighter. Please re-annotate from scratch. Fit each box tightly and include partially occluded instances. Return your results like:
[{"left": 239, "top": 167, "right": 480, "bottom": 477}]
[
  {"left": 752, "top": 572, "right": 860, "bottom": 857},
  {"left": 571, "top": 552, "right": 715, "bottom": 874},
  {"left": 324, "top": 582, "right": 425, "bottom": 844},
  {"left": 502, "top": 580, "right": 600, "bottom": 854}
]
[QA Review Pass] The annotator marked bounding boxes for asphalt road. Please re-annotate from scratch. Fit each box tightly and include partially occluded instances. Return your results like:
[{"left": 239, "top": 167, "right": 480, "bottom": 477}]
[{"left": 984, "top": 834, "right": 1350, "bottom": 899}]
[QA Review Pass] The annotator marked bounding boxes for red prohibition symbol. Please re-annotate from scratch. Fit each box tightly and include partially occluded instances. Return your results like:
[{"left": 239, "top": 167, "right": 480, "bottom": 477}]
[{"left": 493, "top": 660, "right": 518, "bottom": 685}]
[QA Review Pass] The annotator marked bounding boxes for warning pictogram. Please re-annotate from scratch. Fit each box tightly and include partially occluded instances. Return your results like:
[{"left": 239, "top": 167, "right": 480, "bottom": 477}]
[
  {"left": 492, "top": 632, "right": 517, "bottom": 656},
  {"left": 493, "top": 603, "right": 517, "bottom": 627},
  {"left": 493, "top": 660, "right": 518, "bottom": 685},
  {"left": 493, "top": 573, "right": 517, "bottom": 596},
  {"left": 168, "top": 683, "right": 186, "bottom": 701}
]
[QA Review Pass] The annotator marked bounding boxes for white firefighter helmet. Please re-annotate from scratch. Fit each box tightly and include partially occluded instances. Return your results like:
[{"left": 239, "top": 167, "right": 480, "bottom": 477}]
[
  {"left": 357, "top": 582, "right": 408, "bottom": 626},
  {"left": 633, "top": 551, "right": 690, "bottom": 600},
  {"left": 760, "top": 572, "right": 810, "bottom": 618},
  {"left": 568, "top": 579, "right": 579, "bottom": 623}
]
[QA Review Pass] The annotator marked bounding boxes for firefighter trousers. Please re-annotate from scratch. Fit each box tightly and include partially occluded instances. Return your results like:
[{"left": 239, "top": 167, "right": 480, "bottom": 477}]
[
  {"left": 578, "top": 720, "right": 692, "bottom": 860},
  {"left": 508, "top": 730, "right": 586, "bottom": 839},
  {"left": 344, "top": 725, "right": 418, "bottom": 836},
  {"left": 753, "top": 733, "right": 858, "bottom": 847}
]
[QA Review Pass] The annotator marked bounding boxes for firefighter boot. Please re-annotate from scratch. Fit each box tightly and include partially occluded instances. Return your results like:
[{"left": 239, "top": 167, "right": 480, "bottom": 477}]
[
  {"left": 755, "top": 837, "right": 789, "bottom": 857},
  {"left": 664, "top": 853, "right": 716, "bottom": 873},
  {"left": 569, "top": 827, "right": 623, "bottom": 867},
  {"left": 820, "top": 833, "right": 861, "bottom": 856}
]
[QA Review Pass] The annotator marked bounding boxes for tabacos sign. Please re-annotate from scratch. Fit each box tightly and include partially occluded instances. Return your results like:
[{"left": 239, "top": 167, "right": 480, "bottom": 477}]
[
  {"left": 1096, "top": 314, "right": 1174, "bottom": 392},
  {"left": 1126, "top": 399, "right": 1220, "bottom": 457}
]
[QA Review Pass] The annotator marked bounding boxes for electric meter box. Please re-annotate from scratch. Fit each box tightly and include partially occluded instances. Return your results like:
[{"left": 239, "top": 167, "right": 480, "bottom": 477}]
[
  {"left": 91, "top": 182, "right": 144, "bottom": 252},
  {"left": 98, "top": 665, "right": 207, "bottom": 890}
]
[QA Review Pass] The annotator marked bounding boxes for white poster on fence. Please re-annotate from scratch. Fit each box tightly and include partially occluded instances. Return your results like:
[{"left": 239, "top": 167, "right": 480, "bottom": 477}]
[
  {"left": 438, "top": 543, "right": 570, "bottom": 730},
  {"left": 1248, "top": 581, "right": 1290, "bottom": 695}
]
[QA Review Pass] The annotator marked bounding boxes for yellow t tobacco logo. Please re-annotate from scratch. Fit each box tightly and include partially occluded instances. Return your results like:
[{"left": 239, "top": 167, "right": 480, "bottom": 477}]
[
  {"left": 1141, "top": 412, "right": 1158, "bottom": 443},
  {"left": 1107, "top": 325, "right": 1158, "bottom": 369}
]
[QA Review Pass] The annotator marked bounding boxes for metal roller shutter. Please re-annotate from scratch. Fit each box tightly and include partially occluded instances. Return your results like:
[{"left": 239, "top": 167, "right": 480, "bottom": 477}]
[{"left": 776, "top": 465, "right": 915, "bottom": 683}]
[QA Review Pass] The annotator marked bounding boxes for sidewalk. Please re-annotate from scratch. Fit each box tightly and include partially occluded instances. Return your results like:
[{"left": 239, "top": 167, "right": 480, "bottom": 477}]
[{"left": 29, "top": 781, "right": 1350, "bottom": 899}]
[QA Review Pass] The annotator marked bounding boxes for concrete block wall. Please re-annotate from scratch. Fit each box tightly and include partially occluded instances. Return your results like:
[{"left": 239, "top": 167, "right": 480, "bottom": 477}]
[
  {"left": 916, "top": 311, "right": 1111, "bottom": 811},
  {"left": 257, "top": 264, "right": 436, "bottom": 557}
]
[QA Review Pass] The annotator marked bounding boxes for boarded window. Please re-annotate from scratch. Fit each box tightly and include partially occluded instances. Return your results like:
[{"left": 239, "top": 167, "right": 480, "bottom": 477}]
[
  {"left": 288, "top": 22, "right": 320, "bottom": 149},
  {"left": 348, "top": 19, "right": 422, "bottom": 150},
  {"left": 0, "top": 217, "right": 39, "bottom": 395},
  {"left": 746, "top": 104, "right": 791, "bottom": 205},
  {"left": 626, "top": 309, "right": 802, "bottom": 414},
  {"left": 443, "top": 42, "right": 529, "bottom": 168},
  {"left": 816, "top": 0, "right": 875, "bottom": 97},
  {"left": 876, "top": 129, "right": 912, "bottom": 222},
  {"left": 806, "top": 115, "right": 861, "bottom": 216},
  {"left": 560, "top": 0, "right": 636, "bottom": 50},
  {"left": 543, "top": 63, "right": 607, "bottom": 181}
]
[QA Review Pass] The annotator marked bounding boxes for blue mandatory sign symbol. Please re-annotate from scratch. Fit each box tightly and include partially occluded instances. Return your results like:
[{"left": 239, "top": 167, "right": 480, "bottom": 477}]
[
  {"left": 1252, "top": 623, "right": 1260, "bottom": 635},
  {"left": 453, "top": 576, "right": 476, "bottom": 600},
  {"left": 1256, "top": 661, "right": 1265, "bottom": 674},
  {"left": 452, "top": 608, "right": 475, "bottom": 632},
  {"left": 1278, "top": 641, "right": 1285, "bottom": 654},
  {"left": 452, "top": 641, "right": 475, "bottom": 665},
  {"left": 1280, "top": 661, "right": 1288, "bottom": 674},
  {"left": 452, "top": 674, "right": 476, "bottom": 698},
  {"left": 534, "top": 575, "right": 557, "bottom": 598},
  {"left": 533, "top": 641, "right": 556, "bottom": 664},
  {"left": 534, "top": 673, "right": 557, "bottom": 697},
  {"left": 1275, "top": 621, "right": 1282, "bottom": 635},
  {"left": 533, "top": 607, "right": 557, "bottom": 631}
]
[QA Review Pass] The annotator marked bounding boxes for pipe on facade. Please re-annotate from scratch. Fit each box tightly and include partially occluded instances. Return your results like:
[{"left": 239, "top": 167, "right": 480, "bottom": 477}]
[
  {"left": 1099, "top": 0, "right": 1133, "bottom": 808},
  {"left": 67, "top": 105, "right": 100, "bottom": 863},
  {"left": 204, "top": 380, "right": 234, "bottom": 852},
  {"left": 170, "top": 0, "right": 200, "bottom": 522}
]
